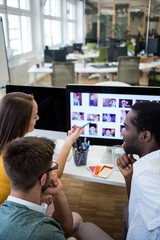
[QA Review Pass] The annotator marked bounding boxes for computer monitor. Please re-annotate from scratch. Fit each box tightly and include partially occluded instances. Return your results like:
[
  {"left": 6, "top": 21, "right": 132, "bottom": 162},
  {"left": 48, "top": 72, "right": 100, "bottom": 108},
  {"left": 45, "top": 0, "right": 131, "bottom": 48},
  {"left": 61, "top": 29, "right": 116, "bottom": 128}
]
[
  {"left": 44, "top": 49, "right": 54, "bottom": 63},
  {"left": 44, "top": 49, "right": 67, "bottom": 63},
  {"left": 66, "top": 84, "right": 160, "bottom": 146},
  {"left": 108, "top": 46, "right": 127, "bottom": 62},
  {"left": 73, "top": 43, "right": 83, "bottom": 53},
  {"left": 6, "top": 85, "right": 67, "bottom": 132},
  {"left": 147, "top": 38, "right": 158, "bottom": 55}
]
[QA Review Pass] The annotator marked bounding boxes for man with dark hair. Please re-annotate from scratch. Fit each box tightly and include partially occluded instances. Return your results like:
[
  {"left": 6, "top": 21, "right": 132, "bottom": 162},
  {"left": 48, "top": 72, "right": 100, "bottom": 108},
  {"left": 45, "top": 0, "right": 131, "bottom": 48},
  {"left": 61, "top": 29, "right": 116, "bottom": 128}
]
[
  {"left": 117, "top": 101, "right": 160, "bottom": 240},
  {"left": 0, "top": 136, "right": 72, "bottom": 239},
  {"left": 0, "top": 136, "right": 113, "bottom": 240}
]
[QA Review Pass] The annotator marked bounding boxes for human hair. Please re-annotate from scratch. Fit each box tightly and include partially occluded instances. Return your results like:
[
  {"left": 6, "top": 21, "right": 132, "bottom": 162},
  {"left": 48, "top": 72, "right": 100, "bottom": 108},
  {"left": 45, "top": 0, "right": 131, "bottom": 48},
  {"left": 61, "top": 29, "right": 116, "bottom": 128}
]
[
  {"left": 131, "top": 101, "right": 160, "bottom": 144},
  {"left": 0, "top": 92, "right": 34, "bottom": 152},
  {"left": 2, "top": 136, "right": 56, "bottom": 191}
]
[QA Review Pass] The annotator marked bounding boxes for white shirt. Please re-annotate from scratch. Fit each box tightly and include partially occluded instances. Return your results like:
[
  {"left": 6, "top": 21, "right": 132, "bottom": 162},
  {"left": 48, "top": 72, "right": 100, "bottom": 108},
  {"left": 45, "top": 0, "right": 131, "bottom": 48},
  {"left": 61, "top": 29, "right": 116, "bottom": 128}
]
[
  {"left": 7, "top": 196, "right": 48, "bottom": 215},
  {"left": 127, "top": 150, "right": 160, "bottom": 240}
]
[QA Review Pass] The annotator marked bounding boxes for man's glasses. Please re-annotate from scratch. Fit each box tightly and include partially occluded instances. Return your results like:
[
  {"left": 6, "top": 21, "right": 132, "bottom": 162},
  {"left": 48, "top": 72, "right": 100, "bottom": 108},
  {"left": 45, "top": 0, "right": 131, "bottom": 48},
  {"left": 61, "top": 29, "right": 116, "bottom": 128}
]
[{"left": 38, "top": 161, "right": 58, "bottom": 179}]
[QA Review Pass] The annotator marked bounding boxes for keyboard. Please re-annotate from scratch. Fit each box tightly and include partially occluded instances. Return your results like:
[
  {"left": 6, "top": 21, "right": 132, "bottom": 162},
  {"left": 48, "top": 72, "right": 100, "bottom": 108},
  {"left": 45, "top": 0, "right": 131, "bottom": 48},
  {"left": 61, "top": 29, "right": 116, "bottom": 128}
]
[{"left": 91, "top": 63, "right": 118, "bottom": 69}]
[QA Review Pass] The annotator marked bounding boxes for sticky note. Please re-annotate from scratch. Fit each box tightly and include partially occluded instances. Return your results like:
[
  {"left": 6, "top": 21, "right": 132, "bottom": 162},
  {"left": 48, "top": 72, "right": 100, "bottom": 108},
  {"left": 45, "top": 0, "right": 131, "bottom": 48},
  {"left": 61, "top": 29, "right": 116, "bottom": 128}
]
[{"left": 97, "top": 167, "right": 113, "bottom": 178}]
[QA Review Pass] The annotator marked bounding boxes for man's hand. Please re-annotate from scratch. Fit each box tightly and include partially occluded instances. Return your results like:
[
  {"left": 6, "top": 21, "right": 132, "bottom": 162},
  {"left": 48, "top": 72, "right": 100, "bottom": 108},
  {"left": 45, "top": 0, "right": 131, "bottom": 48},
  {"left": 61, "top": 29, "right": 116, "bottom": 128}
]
[
  {"left": 40, "top": 173, "right": 61, "bottom": 205},
  {"left": 43, "top": 173, "right": 63, "bottom": 197},
  {"left": 117, "top": 153, "right": 136, "bottom": 178}
]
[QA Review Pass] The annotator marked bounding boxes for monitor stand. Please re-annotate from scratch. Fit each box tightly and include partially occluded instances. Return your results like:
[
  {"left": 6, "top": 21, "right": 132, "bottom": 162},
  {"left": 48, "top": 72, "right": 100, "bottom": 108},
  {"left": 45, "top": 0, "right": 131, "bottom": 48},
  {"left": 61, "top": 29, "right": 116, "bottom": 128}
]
[{"left": 100, "top": 146, "right": 113, "bottom": 165}]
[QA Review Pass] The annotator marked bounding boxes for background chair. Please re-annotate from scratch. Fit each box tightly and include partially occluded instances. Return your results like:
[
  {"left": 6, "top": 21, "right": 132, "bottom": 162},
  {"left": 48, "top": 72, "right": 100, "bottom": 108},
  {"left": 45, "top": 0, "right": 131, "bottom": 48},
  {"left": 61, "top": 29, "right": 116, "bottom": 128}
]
[
  {"left": 52, "top": 62, "right": 75, "bottom": 87},
  {"left": 116, "top": 56, "right": 140, "bottom": 85},
  {"left": 86, "top": 42, "right": 97, "bottom": 52},
  {"left": 88, "top": 46, "right": 108, "bottom": 81},
  {"left": 148, "top": 67, "right": 160, "bottom": 86},
  {"left": 96, "top": 46, "right": 108, "bottom": 63}
]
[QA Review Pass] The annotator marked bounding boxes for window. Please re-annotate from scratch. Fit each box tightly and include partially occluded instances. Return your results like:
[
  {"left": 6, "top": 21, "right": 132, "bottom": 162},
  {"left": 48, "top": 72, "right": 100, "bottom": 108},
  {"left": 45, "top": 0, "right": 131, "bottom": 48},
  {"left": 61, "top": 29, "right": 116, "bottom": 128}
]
[
  {"left": 67, "top": 0, "right": 76, "bottom": 42},
  {"left": 67, "top": 21, "right": 75, "bottom": 42},
  {"left": 43, "top": 0, "right": 62, "bottom": 46},
  {"left": 44, "top": 18, "right": 61, "bottom": 46},
  {"left": 0, "top": 0, "right": 32, "bottom": 56},
  {"left": 44, "top": 0, "right": 61, "bottom": 17},
  {"left": 67, "top": 0, "right": 75, "bottom": 20}
]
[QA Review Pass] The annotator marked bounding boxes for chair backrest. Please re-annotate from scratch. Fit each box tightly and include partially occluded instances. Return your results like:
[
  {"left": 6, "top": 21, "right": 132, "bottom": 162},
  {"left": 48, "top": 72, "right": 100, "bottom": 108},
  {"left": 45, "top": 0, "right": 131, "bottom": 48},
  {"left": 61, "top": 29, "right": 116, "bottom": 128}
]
[
  {"left": 87, "top": 42, "right": 97, "bottom": 52},
  {"left": 96, "top": 46, "right": 108, "bottom": 63},
  {"left": 52, "top": 62, "right": 75, "bottom": 87},
  {"left": 117, "top": 56, "right": 140, "bottom": 85}
]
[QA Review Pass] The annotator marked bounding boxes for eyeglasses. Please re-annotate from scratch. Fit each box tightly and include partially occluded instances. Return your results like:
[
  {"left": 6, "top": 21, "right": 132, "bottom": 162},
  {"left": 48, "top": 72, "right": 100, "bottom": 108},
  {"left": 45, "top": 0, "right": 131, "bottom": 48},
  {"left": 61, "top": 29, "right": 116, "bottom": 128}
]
[{"left": 38, "top": 161, "right": 58, "bottom": 179}]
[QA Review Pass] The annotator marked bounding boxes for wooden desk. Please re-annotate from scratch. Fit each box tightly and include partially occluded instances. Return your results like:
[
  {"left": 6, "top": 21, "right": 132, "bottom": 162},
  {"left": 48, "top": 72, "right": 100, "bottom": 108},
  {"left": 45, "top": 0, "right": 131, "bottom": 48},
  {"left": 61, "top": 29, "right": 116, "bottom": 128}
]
[{"left": 28, "top": 129, "right": 125, "bottom": 187}]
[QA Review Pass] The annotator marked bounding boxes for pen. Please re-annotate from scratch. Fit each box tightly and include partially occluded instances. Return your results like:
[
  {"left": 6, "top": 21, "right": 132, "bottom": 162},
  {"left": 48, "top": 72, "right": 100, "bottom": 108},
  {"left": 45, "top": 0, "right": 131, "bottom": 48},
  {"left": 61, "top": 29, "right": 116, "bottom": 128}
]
[{"left": 80, "top": 122, "right": 91, "bottom": 129}]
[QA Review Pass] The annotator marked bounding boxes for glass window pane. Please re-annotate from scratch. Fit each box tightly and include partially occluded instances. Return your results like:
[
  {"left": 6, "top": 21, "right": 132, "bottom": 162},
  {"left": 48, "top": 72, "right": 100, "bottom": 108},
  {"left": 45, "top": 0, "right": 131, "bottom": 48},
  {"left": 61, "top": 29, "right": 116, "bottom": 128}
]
[
  {"left": 67, "top": 22, "right": 75, "bottom": 42},
  {"left": 44, "top": 19, "right": 52, "bottom": 46},
  {"left": 67, "top": 0, "right": 75, "bottom": 20},
  {"left": 7, "top": 0, "right": 19, "bottom": 8},
  {"left": 20, "top": 0, "right": 30, "bottom": 10},
  {"left": 8, "top": 14, "right": 21, "bottom": 55},
  {"left": 21, "top": 16, "right": 32, "bottom": 53},
  {"left": 44, "top": 0, "right": 50, "bottom": 15},
  {"left": 51, "top": 0, "right": 61, "bottom": 17},
  {"left": 51, "top": 20, "right": 61, "bottom": 45},
  {"left": 0, "top": 0, "right": 4, "bottom": 5}
]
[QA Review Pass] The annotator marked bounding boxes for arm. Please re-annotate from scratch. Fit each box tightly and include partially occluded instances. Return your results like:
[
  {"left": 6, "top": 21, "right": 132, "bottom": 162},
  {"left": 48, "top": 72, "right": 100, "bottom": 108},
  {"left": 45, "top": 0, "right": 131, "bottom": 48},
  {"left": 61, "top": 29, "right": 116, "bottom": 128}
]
[
  {"left": 117, "top": 153, "right": 136, "bottom": 199},
  {"left": 54, "top": 126, "right": 83, "bottom": 178},
  {"left": 44, "top": 174, "right": 73, "bottom": 237}
]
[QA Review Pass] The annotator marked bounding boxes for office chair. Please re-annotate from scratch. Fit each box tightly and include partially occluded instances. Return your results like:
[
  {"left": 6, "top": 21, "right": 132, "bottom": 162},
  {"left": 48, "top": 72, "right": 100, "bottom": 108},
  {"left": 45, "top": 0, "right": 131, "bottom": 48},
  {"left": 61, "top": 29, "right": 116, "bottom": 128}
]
[
  {"left": 117, "top": 56, "right": 140, "bottom": 85},
  {"left": 148, "top": 67, "right": 160, "bottom": 86},
  {"left": 52, "top": 62, "right": 75, "bottom": 87},
  {"left": 88, "top": 46, "right": 109, "bottom": 81},
  {"left": 86, "top": 42, "right": 97, "bottom": 52},
  {"left": 96, "top": 46, "right": 108, "bottom": 63}
]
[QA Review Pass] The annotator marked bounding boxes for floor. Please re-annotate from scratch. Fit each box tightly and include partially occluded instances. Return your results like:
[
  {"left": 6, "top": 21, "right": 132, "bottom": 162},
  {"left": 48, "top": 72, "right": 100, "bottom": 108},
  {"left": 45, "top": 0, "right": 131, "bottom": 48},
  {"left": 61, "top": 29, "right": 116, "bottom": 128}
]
[
  {"left": 61, "top": 176, "right": 128, "bottom": 240},
  {"left": 35, "top": 71, "right": 148, "bottom": 87},
  {"left": 35, "top": 73, "right": 147, "bottom": 240}
]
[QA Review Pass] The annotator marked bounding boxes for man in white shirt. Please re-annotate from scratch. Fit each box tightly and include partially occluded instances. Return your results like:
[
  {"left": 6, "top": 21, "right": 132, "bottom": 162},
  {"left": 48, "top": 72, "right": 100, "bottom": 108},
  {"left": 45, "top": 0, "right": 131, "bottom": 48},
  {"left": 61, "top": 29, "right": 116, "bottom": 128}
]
[{"left": 117, "top": 101, "right": 160, "bottom": 240}]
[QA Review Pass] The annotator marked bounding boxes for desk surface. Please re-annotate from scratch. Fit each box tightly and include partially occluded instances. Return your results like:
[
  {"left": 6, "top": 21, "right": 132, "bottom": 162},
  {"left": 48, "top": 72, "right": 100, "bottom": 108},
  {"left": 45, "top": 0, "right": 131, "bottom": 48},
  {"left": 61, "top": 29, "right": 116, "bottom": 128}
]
[
  {"left": 66, "top": 51, "right": 99, "bottom": 61},
  {"left": 28, "top": 60, "right": 160, "bottom": 75},
  {"left": 28, "top": 129, "right": 125, "bottom": 187}
]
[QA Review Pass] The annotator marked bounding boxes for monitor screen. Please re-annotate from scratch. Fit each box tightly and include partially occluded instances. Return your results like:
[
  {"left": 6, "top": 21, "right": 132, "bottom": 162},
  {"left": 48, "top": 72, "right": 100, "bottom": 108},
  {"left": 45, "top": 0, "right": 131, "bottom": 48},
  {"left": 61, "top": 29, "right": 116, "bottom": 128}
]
[
  {"left": 73, "top": 43, "right": 83, "bottom": 53},
  {"left": 6, "top": 85, "right": 67, "bottom": 132},
  {"left": 44, "top": 49, "right": 54, "bottom": 63},
  {"left": 108, "top": 46, "right": 127, "bottom": 62},
  {"left": 147, "top": 38, "right": 158, "bottom": 55},
  {"left": 66, "top": 84, "right": 160, "bottom": 146},
  {"left": 44, "top": 49, "right": 67, "bottom": 63}
]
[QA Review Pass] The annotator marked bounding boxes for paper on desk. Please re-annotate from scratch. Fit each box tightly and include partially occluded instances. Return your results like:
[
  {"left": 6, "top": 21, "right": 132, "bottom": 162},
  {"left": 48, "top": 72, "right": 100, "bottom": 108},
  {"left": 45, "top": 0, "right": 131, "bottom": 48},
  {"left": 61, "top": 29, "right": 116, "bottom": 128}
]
[
  {"left": 87, "top": 165, "right": 113, "bottom": 178},
  {"left": 97, "top": 167, "right": 113, "bottom": 178}
]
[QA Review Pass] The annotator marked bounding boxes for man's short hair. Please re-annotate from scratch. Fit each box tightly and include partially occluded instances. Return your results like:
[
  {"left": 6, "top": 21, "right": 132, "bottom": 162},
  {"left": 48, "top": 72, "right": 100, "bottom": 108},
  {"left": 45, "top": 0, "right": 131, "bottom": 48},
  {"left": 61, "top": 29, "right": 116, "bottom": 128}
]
[
  {"left": 2, "top": 136, "right": 56, "bottom": 191},
  {"left": 131, "top": 101, "right": 160, "bottom": 144}
]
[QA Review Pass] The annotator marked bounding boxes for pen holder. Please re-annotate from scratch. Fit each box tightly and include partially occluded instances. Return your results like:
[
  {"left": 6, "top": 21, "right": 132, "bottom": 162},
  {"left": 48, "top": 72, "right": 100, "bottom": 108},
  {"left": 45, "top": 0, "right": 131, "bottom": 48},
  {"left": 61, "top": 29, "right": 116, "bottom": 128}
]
[{"left": 73, "top": 150, "right": 88, "bottom": 166}]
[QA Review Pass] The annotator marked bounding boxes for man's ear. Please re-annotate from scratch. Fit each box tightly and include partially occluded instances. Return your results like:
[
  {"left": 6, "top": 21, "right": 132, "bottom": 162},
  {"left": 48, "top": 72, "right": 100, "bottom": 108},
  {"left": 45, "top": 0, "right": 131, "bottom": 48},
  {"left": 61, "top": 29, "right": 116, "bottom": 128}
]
[
  {"left": 40, "top": 173, "right": 47, "bottom": 186},
  {"left": 143, "top": 130, "right": 152, "bottom": 142}
]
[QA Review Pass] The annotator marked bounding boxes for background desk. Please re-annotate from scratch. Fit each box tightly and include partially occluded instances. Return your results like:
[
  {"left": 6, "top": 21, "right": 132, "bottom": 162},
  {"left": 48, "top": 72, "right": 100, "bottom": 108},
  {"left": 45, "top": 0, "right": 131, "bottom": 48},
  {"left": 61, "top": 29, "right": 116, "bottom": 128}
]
[
  {"left": 28, "top": 129, "right": 125, "bottom": 187},
  {"left": 66, "top": 51, "right": 99, "bottom": 61},
  {"left": 28, "top": 60, "right": 160, "bottom": 84}
]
